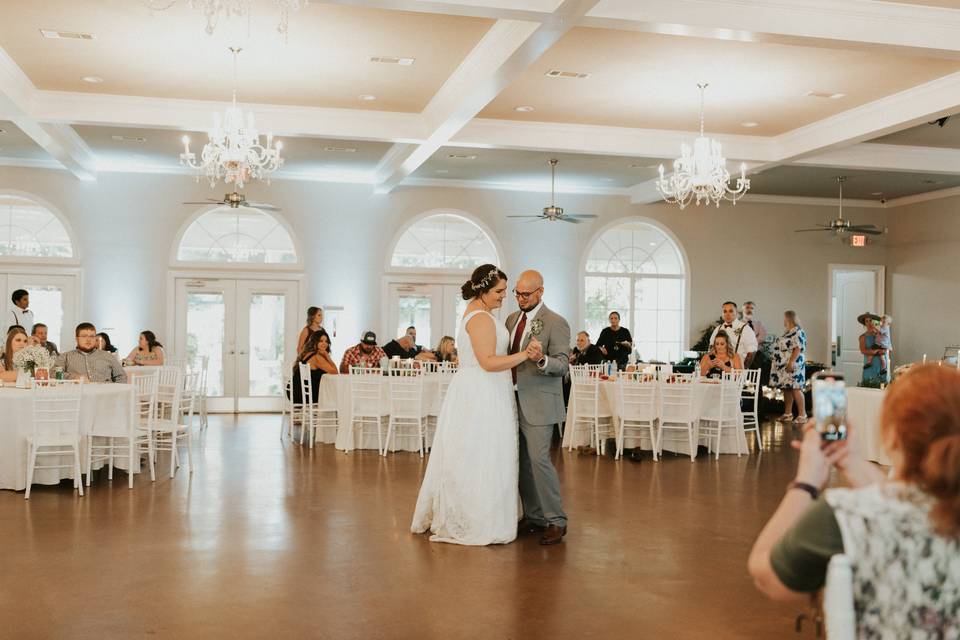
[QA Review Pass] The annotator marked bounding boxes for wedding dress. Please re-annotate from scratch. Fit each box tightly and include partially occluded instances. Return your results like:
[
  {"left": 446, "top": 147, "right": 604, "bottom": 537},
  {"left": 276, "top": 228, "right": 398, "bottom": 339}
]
[{"left": 410, "top": 309, "right": 519, "bottom": 545}]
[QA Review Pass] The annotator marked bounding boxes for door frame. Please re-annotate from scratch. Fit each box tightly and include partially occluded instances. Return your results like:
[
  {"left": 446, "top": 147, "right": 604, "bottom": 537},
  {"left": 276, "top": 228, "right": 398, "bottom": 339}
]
[
  {"left": 826, "top": 263, "right": 885, "bottom": 364},
  {"left": 380, "top": 273, "right": 473, "bottom": 341}
]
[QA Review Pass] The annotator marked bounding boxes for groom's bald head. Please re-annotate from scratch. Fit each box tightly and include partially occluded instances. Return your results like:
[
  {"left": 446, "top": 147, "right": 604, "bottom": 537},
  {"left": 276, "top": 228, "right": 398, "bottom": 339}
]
[{"left": 516, "top": 270, "right": 544, "bottom": 312}]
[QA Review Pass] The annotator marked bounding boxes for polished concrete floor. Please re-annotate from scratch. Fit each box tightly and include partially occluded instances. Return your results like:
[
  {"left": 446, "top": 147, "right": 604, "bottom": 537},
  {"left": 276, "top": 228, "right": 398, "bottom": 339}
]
[{"left": 0, "top": 416, "right": 812, "bottom": 639}]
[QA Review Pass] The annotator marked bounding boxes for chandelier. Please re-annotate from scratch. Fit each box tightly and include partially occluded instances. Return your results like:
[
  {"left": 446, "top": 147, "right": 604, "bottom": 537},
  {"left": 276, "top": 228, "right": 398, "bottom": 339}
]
[
  {"left": 656, "top": 83, "right": 750, "bottom": 209},
  {"left": 145, "top": 0, "right": 308, "bottom": 39},
  {"left": 180, "top": 47, "right": 284, "bottom": 189}
]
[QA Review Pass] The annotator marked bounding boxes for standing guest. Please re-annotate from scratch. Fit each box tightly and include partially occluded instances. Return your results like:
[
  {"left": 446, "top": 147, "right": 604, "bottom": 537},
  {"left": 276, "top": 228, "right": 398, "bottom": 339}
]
[
  {"left": 125, "top": 330, "right": 166, "bottom": 366},
  {"left": 433, "top": 336, "right": 458, "bottom": 364},
  {"left": 858, "top": 312, "right": 884, "bottom": 384},
  {"left": 31, "top": 323, "right": 58, "bottom": 356},
  {"left": 571, "top": 331, "right": 603, "bottom": 366},
  {"left": 7, "top": 289, "right": 33, "bottom": 334},
  {"left": 339, "top": 331, "right": 387, "bottom": 373},
  {"left": 748, "top": 365, "right": 960, "bottom": 637},
  {"left": 770, "top": 311, "right": 807, "bottom": 423},
  {"left": 741, "top": 301, "right": 767, "bottom": 344},
  {"left": 97, "top": 332, "right": 118, "bottom": 354},
  {"left": 597, "top": 312, "right": 632, "bottom": 370},
  {"left": 55, "top": 323, "right": 127, "bottom": 383},
  {"left": 699, "top": 330, "right": 743, "bottom": 378},
  {"left": 710, "top": 301, "right": 758, "bottom": 367},
  {"left": 870, "top": 314, "right": 893, "bottom": 377},
  {"left": 0, "top": 325, "right": 29, "bottom": 382},
  {"left": 290, "top": 329, "right": 338, "bottom": 403},
  {"left": 296, "top": 306, "right": 324, "bottom": 354}
]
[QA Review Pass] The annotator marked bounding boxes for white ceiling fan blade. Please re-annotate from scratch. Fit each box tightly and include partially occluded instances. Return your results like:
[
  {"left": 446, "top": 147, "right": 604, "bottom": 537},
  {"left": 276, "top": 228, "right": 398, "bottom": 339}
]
[
  {"left": 565, "top": 214, "right": 598, "bottom": 219},
  {"left": 794, "top": 228, "right": 833, "bottom": 233},
  {"left": 243, "top": 202, "right": 281, "bottom": 211},
  {"left": 507, "top": 215, "right": 543, "bottom": 218}
]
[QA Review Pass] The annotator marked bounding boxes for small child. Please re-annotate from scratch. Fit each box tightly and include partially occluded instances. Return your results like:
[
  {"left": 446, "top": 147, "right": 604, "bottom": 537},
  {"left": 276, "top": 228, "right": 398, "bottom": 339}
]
[{"left": 872, "top": 315, "right": 892, "bottom": 375}]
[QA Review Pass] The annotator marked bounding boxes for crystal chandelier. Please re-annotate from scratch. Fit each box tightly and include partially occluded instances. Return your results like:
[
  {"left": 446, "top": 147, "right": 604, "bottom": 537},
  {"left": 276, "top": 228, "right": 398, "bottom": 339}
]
[
  {"left": 656, "top": 84, "right": 750, "bottom": 209},
  {"left": 180, "top": 47, "right": 284, "bottom": 189},
  {"left": 145, "top": 0, "right": 308, "bottom": 39}
]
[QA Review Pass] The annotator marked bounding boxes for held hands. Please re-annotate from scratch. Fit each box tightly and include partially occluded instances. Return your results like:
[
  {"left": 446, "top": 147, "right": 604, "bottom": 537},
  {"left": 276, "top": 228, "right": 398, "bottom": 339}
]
[{"left": 525, "top": 337, "right": 544, "bottom": 362}]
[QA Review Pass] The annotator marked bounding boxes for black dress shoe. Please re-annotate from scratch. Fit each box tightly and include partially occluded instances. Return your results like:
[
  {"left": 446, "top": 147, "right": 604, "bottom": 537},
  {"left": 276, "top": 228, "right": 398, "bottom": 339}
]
[
  {"left": 517, "top": 519, "right": 547, "bottom": 535},
  {"left": 539, "top": 524, "right": 567, "bottom": 545}
]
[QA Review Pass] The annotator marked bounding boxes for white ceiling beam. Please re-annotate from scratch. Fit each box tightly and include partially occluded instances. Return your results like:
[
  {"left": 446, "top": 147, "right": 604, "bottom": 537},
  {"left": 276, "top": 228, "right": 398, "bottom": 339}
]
[
  {"left": 795, "top": 143, "right": 960, "bottom": 175},
  {"left": 0, "top": 47, "right": 96, "bottom": 181},
  {"left": 374, "top": 0, "right": 601, "bottom": 192},
  {"left": 317, "top": 0, "right": 559, "bottom": 21},
  {"left": 585, "top": 0, "right": 960, "bottom": 58}
]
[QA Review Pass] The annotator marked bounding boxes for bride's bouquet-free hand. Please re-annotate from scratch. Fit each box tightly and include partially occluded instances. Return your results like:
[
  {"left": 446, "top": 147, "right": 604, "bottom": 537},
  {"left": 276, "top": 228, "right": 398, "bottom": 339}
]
[{"left": 13, "top": 345, "right": 55, "bottom": 376}]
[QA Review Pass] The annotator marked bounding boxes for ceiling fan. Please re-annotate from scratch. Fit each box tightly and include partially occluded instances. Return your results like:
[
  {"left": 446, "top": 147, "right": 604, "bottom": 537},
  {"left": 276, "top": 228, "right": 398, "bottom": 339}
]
[
  {"left": 507, "top": 159, "right": 598, "bottom": 223},
  {"left": 794, "top": 176, "right": 882, "bottom": 237},
  {"left": 182, "top": 191, "right": 281, "bottom": 211}
]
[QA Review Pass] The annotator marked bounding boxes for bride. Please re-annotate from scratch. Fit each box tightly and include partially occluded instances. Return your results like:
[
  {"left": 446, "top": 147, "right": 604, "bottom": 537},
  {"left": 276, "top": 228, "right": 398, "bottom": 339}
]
[{"left": 411, "top": 264, "right": 539, "bottom": 545}]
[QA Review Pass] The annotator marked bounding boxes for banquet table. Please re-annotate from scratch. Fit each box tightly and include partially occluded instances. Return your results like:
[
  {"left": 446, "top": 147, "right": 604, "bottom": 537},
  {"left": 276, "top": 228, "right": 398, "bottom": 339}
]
[
  {"left": 0, "top": 383, "right": 138, "bottom": 491},
  {"left": 846, "top": 386, "right": 890, "bottom": 466},
  {"left": 317, "top": 373, "right": 444, "bottom": 452},
  {"left": 561, "top": 379, "right": 749, "bottom": 456}
]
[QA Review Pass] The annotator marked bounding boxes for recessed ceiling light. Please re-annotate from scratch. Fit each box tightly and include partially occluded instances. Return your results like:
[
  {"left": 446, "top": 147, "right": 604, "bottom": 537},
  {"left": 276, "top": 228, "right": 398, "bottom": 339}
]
[
  {"left": 649, "top": 242, "right": 657, "bottom": 247},
  {"left": 545, "top": 69, "right": 590, "bottom": 79},
  {"left": 369, "top": 56, "right": 414, "bottom": 66},
  {"left": 740, "top": 121, "right": 759, "bottom": 128},
  {"left": 871, "top": 191, "right": 884, "bottom": 196},
  {"left": 447, "top": 154, "right": 477, "bottom": 160},
  {"left": 82, "top": 75, "right": 103, "bottom": 84},
  {"left": 40, "top": 29, "right": 95, "bottom": 40},
  {"left": 111, "top": 134, "right": 146, "bottom": 143},
  {"left": 0, "top": 128, "right": 6, "bottom": 134},
  {"left": 514, "top": 105, "right": 535, "bottom": 112},
  {"left": 804, "top": 90, "right": 846, "bottom": 99},
  {"left": 358, "top": 94, "right": 377, "bottom": 102},
  {"left": 435, "top": 169, "right": 449, "bottom": 174},
  {"left": 323, "top": 146, "right": 357, "bottom": 153}
]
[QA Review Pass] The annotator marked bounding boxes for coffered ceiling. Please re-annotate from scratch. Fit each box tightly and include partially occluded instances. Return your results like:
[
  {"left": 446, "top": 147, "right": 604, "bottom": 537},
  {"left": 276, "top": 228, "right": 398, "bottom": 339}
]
[{"left": 3, "top": 0, "right": 960, "bottom": 207}]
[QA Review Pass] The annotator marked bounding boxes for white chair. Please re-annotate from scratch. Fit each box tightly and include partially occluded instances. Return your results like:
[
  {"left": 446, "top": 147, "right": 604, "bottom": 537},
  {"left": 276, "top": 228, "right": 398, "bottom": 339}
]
[
  {"left": 823, "top": 555, "right": 856, "bottom": 640},
  {"left": 650, "top": 364, "right": 673, "bottom": 380},
  {"left": 427, "top": 368, "right": 455, "bottom": 451},
  {"left": 148, "top": 366, "right": 194, "bottom": 478},
  {"left": 295, "top": 363, "right": 337, "bottom": 448},
  {"left": 132, "top": 368, "right": 159, "bottom": 482},
  {"left": 699, "top": 372, "right": 747, "bottom": 460},
  {"left": 616, "top": 371, "right": 658, "bottom": 461},
  {"left": 385, "top": 368, "right": 428, "bottom": 456},
  {"left": 420, "top": 360, "right": 441, "bottom": 373},
  {"left": 179, "top": 369, "right": 201, "bottom": 434},
  {"left": 195, "top": 355, "right": 209, "bottom": 430},
  {"left": 568, "top": 368, "right": 614, "bottom": 456},
  {"left": 25, "top": 382, "right": 84, "bottom": 499},
  {"left": 86, "top": 368, "right": 158, "bottom": 489},
  {"left": 741, "top": 368, "right": 762, "bottom": 450},
  {"left": 348, "top": 366, "right": 388, "bottom": 454},
  {"left": 658, "top": 373, "right": 699, "bottom": 461}
]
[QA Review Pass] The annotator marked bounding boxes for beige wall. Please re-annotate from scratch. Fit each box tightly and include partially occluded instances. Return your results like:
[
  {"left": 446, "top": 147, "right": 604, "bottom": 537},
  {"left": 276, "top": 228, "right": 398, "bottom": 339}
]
[{"left": 0, "top": 165, "right": 889, "bottom": 363}]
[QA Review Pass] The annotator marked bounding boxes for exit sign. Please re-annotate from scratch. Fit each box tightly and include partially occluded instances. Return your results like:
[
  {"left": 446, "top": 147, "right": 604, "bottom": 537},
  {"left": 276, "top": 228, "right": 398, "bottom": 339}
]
[{"left": 850, "top": 234, "right": 867, "bottom": 247}]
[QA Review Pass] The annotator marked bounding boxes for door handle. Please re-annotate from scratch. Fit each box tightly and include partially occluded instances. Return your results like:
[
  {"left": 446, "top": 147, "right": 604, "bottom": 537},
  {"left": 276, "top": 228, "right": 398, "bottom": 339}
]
[
  {"left": 227, "top": 350, "right": 235, "bottom": 355},
  {"left": 238, "top": 350, "right": 247, "bottom": 355}
]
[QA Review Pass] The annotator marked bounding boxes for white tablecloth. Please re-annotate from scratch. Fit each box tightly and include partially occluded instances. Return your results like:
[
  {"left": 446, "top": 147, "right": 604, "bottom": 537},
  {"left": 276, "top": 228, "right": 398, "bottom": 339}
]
[
  {"left": 317, "top": 374, "right": 443, "bottom": 452},
  {"left": 561, "top": 380, "right": 748, "bottom": 456},
  {"left": 0, "top": 383, "right": 137, "bottom": 491},
  {"left": 846, "top": 387, "right": 890, "bottom": 465}
]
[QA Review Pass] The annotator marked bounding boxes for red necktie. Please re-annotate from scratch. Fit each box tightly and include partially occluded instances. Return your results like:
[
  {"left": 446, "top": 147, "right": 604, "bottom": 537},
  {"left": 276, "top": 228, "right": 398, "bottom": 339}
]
[{"left": 510, "top": 313, "right": 527, "bottom": 384}]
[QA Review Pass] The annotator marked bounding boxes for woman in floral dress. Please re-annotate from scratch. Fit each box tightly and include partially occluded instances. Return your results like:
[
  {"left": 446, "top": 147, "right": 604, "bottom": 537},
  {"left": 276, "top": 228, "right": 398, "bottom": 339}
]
[{"left": 771, "top": 310, "right": 806, "bottom": 423}]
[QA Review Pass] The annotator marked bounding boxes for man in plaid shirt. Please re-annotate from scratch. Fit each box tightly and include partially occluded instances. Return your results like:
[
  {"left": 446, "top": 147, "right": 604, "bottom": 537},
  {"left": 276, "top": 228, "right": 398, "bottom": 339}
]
[{"left": 339, "top": 330, "right": 387, "bottom": 373}]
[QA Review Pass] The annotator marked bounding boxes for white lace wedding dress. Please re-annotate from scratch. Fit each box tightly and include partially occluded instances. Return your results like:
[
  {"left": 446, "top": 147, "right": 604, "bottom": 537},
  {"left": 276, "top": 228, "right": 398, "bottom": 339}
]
[{"left": 410, "top": 309, "right": 520, "bottom": 545}]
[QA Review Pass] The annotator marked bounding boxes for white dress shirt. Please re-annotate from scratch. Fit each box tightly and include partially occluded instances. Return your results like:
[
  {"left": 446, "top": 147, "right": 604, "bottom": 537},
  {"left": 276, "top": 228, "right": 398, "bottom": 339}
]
[
  {"left": 709, "top": 319, "right": 758, "bottom": 362},
  {"left": 7, "top": 306, "right": 33, "bottom": 334}
]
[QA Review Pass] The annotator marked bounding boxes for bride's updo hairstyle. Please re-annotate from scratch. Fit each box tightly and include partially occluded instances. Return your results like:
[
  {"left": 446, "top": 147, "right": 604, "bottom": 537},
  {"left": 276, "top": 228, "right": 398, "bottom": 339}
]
[{"left": 461, "top": 264, "right": 507, "bottom": 300}]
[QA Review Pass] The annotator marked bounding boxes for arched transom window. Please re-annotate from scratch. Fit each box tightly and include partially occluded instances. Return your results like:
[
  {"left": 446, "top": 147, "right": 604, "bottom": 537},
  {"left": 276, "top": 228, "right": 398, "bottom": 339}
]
[
  {"left": 177, "top": 207, "right": 297, "bottom": 264},
  {"left": 390, "top": 213, "right": 497, "bottom": 270},
  {"left": 584, "top": 220, "right": 687, "bottom": 362},
  {"left": 0, "top": 194, "right": 74, "bottom": 258}
]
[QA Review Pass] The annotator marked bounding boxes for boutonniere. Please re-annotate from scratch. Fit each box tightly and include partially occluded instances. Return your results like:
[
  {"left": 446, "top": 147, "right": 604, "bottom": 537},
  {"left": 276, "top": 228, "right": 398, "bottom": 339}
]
[
  {"left": 530, "top": 318, "right": 544, "bottom": 336},
  {"left": 734, "top": 324, "right": 745, "bottom": 336}
]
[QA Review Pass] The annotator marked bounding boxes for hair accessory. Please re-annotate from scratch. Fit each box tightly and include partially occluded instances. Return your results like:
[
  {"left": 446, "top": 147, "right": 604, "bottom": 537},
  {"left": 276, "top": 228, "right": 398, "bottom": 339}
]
[{"left": 470, "top": 267, "right": 499, "bottom": 292}]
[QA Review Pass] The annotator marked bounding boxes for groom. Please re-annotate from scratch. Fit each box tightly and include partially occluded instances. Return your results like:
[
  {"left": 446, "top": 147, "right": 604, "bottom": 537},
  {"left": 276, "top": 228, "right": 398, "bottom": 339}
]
[{"left": 507, "top": 270, "right": 571, "bottom": 545}]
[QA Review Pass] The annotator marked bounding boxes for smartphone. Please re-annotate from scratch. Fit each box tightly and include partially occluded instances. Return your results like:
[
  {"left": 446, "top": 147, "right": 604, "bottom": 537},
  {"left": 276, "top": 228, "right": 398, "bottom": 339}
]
[{"left": 812, "top": 371, "right": 847, "bottom": 441}]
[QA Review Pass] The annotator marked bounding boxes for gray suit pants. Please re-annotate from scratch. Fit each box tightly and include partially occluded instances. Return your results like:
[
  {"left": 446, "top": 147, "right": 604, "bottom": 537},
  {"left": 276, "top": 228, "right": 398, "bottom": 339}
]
[{"left": 517, "top": 398, "right": 567, "bottom": 527}]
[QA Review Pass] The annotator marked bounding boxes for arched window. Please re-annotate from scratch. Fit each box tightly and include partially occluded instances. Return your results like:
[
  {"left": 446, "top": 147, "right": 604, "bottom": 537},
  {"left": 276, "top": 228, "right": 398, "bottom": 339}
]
[
  {"left": 390, "top": 213, "right": 498, "bottom": 271},
  {"left": 584, "top": 219, "right": 687, "bottom": 362},
  {"left": 0, "top": 194, "right": 74, "bottom": 258},
  {"left": 177, "top": 206, "right": 297, "bottom": 264}
]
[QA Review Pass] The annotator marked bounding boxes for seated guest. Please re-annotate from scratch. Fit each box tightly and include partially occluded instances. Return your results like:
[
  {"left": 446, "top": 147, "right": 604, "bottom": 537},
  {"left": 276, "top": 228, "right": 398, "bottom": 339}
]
[
  {"left": 0, "top": 325, "right": 29, "bottom": 382},
  {"left": 710, "top": 301, "right": 758, "bottom": 367},
  {"left": 383, "top": 334, "right": 434, "bottom": 360},
  {"left": 339, "top": 331, "right": 387, "bottom": 373},
  {"left": 433, "top": 336, "right": 458, "bottom": 364},
  {"left": 290, "top": 329, "right": 338, "bottom": 403},
  {"left": 699, "top": 330, "right": 742, "bottom": 378},
  {"left": 571, "top": 331, "right": 603, "bottom": 366},
  {"left": 296, "top": 306, "right": 324, "bottom": 354},
  {"left": 97, "top": 332, "right": 118, "bottom": 354},
  {"left": 56, "top": 323, "right": 127, "bottom": 383},
  {"left": 597, "top": 311, "right": 632, "bottom": 370},
  {"left": 31, "top": 323, "right": 58, "bottom": 356},
  {"left": 748, "top": 365, "right": 960, "bottom": 636},
  {"left": 125, "top": 330, "right": 165, "bottom": 366},
  {"left": 404, "top": 326, "right": 424, "bottom": 355}
]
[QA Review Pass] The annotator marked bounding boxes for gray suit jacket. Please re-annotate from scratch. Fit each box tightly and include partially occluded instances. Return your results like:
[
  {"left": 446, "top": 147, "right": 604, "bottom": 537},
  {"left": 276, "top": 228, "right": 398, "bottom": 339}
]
[{"left": 507, "top": 304, "right": 571, "bottom": 426}]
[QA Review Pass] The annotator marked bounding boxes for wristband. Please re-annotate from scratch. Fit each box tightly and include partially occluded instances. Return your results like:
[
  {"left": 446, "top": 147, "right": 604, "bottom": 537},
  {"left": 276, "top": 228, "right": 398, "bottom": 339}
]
[{"left": 789, "top": 481, "right": 820, "bottom": 500}]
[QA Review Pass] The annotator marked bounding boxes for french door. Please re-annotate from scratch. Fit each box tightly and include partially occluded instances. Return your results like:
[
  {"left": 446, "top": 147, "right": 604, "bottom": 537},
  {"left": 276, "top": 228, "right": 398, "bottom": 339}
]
[
  {"left": 830, "top": 265, "right": 884, "bottom": 381},
  {"left": 1, "top": 270, "right": 79, "bottom": 349},
  {"left": 386, "top": 282, "right": 470, "bottom": 351},
  {"left": 173, "top": 277, "right": 299, "bottom": 412}
]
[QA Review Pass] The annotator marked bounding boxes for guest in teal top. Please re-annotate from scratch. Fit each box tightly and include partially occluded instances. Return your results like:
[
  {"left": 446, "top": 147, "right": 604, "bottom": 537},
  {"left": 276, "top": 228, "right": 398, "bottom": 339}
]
[{"left": 858, "top": 313, "right": 884, "bottom": 383}]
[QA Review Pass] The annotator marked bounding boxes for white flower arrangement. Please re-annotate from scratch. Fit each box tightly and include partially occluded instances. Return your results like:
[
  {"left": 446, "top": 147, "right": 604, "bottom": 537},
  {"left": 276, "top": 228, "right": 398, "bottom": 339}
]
[
  {"left": 530, "top": 318, "right": 544, "bottom": 336},
  {"left": 13, "top": 345, "right": 54, "bottom": 375}
]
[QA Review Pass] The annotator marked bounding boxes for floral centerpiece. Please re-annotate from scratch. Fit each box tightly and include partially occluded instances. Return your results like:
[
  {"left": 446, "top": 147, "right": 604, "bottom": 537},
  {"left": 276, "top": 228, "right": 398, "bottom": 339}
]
[{"left": 13, "top": 345, "right": 55, "bottom": 377}]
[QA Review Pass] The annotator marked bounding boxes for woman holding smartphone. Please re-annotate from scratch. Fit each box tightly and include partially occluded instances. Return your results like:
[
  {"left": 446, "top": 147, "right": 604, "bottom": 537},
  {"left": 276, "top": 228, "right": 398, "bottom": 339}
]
[{"left": 699, "top": 330, "right": 742, "bottom": 378}]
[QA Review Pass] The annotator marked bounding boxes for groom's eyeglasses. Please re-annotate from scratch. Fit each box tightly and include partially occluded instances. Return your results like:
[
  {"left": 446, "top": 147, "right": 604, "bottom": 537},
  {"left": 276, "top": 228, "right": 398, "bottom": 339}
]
[{"left": 513, "top": 288, "right": 541, "bottom": 300}]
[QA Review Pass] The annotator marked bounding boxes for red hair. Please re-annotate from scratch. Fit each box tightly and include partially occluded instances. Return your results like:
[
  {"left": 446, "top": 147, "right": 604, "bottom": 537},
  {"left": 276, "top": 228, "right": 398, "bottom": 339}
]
[{"left": 882, "top": 365, "right": 960, "bottom": 536}]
